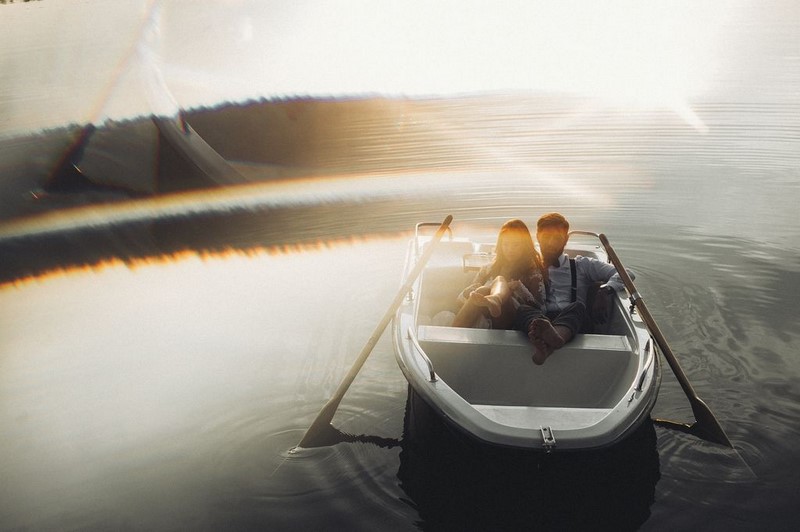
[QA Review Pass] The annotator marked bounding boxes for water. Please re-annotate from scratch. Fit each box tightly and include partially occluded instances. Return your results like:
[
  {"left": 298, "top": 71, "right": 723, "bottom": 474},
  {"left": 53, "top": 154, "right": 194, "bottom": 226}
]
[
  {"left": 2, "top": 183, "right": 798, "bottom": 530},
  {"left": 2, "top": 1, "right": 800, "bottom": 530}
]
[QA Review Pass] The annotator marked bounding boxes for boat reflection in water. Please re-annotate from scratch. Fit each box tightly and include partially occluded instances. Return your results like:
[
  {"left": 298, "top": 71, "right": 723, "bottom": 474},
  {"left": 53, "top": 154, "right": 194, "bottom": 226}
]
[{"left": 397, "top": 387, "right": 661, "bottom": 531}]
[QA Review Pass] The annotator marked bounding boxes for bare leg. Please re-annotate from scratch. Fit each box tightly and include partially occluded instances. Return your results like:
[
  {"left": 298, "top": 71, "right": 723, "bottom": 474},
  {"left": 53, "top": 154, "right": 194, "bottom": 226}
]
[
  {"left": 490, "top": 291, "right": 518, "bottom": 330},
  {"left": 452, "top": 301, "right": 482, "bottom": 328},
  {"left": 452, "top": 286, "right": 490, "bottom": 327},
  {"left": 469, "top": 276, "right": 510, "bottom": 318},
  {"left": 453, "top": 277, "right": 517, "bottom": 328}
]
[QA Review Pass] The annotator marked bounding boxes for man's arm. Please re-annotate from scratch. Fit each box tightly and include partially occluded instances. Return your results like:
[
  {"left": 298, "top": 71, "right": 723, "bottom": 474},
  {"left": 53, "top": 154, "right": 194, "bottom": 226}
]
[
  {"left": 580, "top": 256, "right": 634, "bottom": 292},
  {"left": 579, "top": 256, "right": 635, "bottom": 323}
]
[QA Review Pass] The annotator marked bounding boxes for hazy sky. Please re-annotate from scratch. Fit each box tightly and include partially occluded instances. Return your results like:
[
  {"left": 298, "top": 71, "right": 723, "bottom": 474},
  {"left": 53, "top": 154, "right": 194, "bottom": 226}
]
[{"left": 0, "top": 0, "right": 782, "bottom": 135}]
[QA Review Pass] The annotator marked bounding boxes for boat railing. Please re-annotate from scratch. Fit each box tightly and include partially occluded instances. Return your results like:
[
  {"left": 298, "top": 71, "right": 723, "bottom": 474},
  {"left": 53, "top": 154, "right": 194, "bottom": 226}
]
[
  {"left": 406, "top": 326, "right": 437, "bottom": 382},
  {"left": 567, "top": 231, "right": 607, "bottom": 258},
  {"left": 635, "top": 339, "right": 655, "bottom": 392},
  {"left": 569, "top": 230, "right": 600, "bottom": 239},
  {"left": 415, "top": 221, "right": 453, "bottom": 257}
]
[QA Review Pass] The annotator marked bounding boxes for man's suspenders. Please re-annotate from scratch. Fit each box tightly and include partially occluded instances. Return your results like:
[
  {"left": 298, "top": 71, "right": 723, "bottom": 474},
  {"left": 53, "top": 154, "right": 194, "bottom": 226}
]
[{"left": 569, "top": 258, "right": 577, "bottom": 303}]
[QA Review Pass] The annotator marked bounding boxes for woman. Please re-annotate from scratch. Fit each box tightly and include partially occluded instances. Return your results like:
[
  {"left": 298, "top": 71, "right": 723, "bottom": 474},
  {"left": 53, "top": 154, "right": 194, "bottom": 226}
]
[{"left": 452, "top": 219, "right": 546, "bottom": 329}]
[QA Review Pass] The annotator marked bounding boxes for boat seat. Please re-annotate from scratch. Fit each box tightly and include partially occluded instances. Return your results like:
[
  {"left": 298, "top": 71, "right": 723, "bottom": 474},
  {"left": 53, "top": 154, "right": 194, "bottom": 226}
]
[
  {"left": 416, "top": 325, "right": 638, "bottom": 409},
  {"left": 419, "top": 240, "right": 476, "bottom": 267},
  {"left": 416, "top": 266, "right": 476, "bottom": 322}
]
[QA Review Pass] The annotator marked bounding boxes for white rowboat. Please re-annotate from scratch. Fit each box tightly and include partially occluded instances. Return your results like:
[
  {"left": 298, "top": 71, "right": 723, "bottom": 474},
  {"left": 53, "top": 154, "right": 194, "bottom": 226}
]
[{"left": 392, "top": 223, "right": 661, "bottom": 451}]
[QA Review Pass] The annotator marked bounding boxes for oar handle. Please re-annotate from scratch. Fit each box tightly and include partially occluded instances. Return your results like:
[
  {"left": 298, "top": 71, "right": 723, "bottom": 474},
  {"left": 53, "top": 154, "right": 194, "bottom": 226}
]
[{"left": 297, "top": 215, "right": 453, "bottom": 448}]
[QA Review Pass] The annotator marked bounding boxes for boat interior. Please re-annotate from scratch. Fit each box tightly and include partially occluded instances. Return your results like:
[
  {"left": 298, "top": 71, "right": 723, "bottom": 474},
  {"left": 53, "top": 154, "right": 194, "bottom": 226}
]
[{"left": 412, "top": 240, "right": 642, "bottom": 409}]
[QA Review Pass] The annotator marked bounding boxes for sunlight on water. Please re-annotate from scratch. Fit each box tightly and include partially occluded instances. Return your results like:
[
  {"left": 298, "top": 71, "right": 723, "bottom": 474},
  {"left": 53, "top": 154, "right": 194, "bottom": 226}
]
[
  {"left": 0, "top": 238, "right": 409, "bottom": 528},
  {"left": 1, "top": 0, "right": 799, "bottom": 529},
  {"left": 0, "top": 167, "right": 617, "bottom": 240},
  {"left": 1, "top": 0, "right": 747, "bottom": 135}
]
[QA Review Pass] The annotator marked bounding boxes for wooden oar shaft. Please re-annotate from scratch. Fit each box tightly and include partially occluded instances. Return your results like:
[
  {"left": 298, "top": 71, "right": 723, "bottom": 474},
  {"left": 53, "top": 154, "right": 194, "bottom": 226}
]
[
  {"left": 598, "top": 240, "right": 697, "bottom": 400},
  {"left": 297, "top": 215, "right": 453, "bottom": 448},
  {"left": 598, "top": 233, "right": 733, "bottom": 448}
]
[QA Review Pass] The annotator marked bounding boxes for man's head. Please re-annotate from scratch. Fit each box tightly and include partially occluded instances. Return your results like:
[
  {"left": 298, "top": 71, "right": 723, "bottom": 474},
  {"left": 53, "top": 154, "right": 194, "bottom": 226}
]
[{"left": 536, "top": 212, "right": 570, "bottom": 262}]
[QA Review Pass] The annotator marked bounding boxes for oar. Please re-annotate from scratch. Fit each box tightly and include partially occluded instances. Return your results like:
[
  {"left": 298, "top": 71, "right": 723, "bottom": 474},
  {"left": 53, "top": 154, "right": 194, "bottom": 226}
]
[
  {"left": 598, "top": 233, "right": 734, "bottom": 448},
  {"left": 296, "top": 215, "right": 454, "bottom": 449}
]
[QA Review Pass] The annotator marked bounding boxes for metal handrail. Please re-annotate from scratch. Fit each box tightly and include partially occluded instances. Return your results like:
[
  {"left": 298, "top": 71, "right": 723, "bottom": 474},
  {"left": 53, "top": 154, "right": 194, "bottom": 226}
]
[
  {"left": 568, "top": 230, "right": 600, "bottom": 239},
  {"left": 414, "top": 221, "right": 453, "bottom": 257},
  {"left": 635, "top": 338, "right": 655, "bottom": 392},
  {"left": 406, "top": 326, "right": 437, "bottom": 382},
  {"left": 567, "top": 230, "right": 606, "bottom": 261}
]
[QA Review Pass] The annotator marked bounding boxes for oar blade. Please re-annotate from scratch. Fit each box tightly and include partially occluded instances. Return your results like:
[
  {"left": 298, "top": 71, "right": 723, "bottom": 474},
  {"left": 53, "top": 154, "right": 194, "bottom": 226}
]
[
  {"left": 598, "top": 233, "right": 734, "bottom": 449},
  {"left": 297, "top": 400, "right": 340, "bottom": 449},
  {"left": 690, "top": 397, "right": 734, "bottom": 448}
]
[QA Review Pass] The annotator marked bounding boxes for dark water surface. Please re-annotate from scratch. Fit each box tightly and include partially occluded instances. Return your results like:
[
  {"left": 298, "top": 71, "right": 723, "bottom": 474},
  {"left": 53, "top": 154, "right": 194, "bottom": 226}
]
[
  {"left": 2, "top": 171, "right": 799, "bottom": 530},
  {"left": 2, "top": 2, "right": 800, "bottom": 530}
]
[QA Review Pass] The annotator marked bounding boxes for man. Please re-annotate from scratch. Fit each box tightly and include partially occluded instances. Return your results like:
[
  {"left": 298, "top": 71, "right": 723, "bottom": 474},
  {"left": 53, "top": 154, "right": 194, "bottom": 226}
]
[{"left": 515, "top": 212, "right": 633, "bottom": 364}]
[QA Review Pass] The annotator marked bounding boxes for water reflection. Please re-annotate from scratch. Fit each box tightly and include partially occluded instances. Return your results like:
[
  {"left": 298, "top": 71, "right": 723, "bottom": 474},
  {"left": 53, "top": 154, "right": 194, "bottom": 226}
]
[
  {"left": 2, "top": 0, "right": 799, "bottom": 529},
  {"left": 397, "top": 388, "right": 660, "bottom": 531},
  {"left": 2, "top": 202, "right": 799, "bottom": 529}
]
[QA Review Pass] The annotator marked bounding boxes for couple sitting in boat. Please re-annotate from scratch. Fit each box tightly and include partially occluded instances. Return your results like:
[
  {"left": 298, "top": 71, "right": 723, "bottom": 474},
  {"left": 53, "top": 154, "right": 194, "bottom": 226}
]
[{"left": 452, "top": 212, "right": 631, "bottom": 364}]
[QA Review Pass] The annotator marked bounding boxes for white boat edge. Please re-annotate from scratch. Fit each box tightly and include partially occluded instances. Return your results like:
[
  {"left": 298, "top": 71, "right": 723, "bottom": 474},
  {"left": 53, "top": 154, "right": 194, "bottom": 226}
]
[{"left": 392, "top": 227, "right": 662, "bottom": 452}]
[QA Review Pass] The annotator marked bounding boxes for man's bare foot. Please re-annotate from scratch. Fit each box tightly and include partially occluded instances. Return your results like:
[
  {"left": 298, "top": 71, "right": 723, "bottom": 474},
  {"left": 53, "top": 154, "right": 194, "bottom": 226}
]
[
  {"left": 530, "top": 337, "right": 553, "bottom": 365},
  {"left": 468, "top": 291, "right": 502, "bottom": 317},
  {"left": 528, "top": 318, "right": 567, "bottom": 364},
  {"left": 530, "top": 318, "right": 566, "bottom": 349}
]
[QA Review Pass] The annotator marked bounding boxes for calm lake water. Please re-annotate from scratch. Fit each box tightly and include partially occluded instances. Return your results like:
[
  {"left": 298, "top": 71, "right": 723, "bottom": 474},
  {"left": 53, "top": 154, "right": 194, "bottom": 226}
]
[{"left": 2, "top": 1, "right": 800, "bottom": 531}]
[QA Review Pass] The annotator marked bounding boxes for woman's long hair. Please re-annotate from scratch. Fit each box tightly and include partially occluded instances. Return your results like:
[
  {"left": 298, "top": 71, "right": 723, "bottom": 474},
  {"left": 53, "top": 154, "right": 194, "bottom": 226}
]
[{"left": 489, "top": 219, "right": 545, "bottom": 281}]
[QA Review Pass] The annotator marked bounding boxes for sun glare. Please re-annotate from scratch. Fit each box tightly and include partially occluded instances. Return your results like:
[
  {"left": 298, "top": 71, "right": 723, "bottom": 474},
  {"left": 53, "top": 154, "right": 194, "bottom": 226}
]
[
  {"left": 2, "top": 0, "right": 738, "bottom": 134},
  {"left": 156, "top": 1, "right": 729, "bottom": 131}
]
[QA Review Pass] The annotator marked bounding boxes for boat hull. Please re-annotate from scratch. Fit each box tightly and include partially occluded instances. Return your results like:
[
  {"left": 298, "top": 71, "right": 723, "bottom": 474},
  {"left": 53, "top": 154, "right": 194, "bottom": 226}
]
[{"left": 392, "top": 230, "right": 661, "bottom": 451}]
